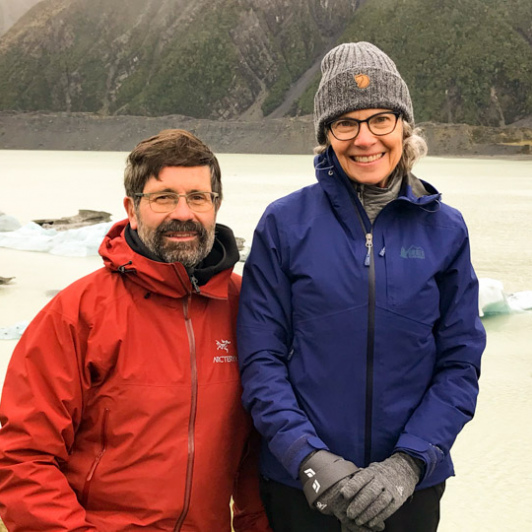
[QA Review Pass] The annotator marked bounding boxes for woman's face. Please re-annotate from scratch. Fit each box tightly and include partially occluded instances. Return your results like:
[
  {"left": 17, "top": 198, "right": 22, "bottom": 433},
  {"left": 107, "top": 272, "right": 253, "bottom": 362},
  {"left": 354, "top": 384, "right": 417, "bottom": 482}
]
[{"left": 328, "top": 108, "right": 404, "bottom": 188}]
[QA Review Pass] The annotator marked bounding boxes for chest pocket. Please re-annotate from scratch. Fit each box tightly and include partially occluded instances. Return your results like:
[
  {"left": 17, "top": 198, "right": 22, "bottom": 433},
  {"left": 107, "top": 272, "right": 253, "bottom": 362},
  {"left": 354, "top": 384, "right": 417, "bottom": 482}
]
[{"left": 381, "top": 234, "right": 441, "bottom": 325}]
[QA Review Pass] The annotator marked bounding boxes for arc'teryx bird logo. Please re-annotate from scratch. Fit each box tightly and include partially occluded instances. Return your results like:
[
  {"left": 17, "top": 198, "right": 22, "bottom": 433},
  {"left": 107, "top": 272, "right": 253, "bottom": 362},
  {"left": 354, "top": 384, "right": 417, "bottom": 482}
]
[
  {"left": 213, "top": 340, "right": 237, "bottom": 363},
  {"left": 216, "top": 339, "right": 231, "bottom": 352},
  {"left": 400, "top": 245, "right": 425, "bottom": 259}
]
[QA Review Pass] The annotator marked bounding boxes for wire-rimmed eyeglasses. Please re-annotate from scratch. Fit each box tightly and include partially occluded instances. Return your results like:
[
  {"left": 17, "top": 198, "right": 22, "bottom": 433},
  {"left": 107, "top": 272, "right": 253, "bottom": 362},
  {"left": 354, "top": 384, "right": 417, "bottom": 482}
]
[
  {"left": 327, "top": 111, "right": 402, "bottom": 141},
  {"left": 135, "top": 191, "right": 219, "bottom": 213}
]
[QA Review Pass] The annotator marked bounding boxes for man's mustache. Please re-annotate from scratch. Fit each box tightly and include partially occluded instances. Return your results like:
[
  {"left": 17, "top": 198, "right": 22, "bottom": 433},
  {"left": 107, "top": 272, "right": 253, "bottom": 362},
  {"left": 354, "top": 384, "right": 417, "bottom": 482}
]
[{"left": 157, "top": 220, "right": 206, "bottom": 236}]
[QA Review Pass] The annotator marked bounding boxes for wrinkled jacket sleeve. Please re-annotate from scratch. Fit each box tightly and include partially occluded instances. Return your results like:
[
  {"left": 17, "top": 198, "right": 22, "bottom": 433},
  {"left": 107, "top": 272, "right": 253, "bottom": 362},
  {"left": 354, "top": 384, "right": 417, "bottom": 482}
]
[
  {"left": 237, "top": 208, "right": 328, "bottom": 480},
  {"left": 0, "top": 305, "right": 97, "bottom": 531},
  {"left": 394, "top": 219, "right": 486, "bottom": 481},
  {"left": 231, "top": 429, "right": 272, "bottom": 532}
]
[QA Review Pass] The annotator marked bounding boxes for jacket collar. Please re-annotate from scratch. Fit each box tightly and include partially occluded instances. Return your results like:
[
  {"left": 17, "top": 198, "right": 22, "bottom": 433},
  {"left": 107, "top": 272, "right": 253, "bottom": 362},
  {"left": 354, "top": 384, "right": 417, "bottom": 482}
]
[
  {"left": 99, "top": 219, "right": 238, "bottom": 299},
  {"left": 314, "top": 147, "right": 441, "bottom": 215}
]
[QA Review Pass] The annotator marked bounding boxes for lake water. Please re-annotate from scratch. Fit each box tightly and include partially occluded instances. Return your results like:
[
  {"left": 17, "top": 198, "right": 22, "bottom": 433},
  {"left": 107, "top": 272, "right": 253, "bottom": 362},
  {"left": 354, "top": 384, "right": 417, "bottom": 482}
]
[{"left": 0, "top": 150, "right": 531, "bottom": 530}]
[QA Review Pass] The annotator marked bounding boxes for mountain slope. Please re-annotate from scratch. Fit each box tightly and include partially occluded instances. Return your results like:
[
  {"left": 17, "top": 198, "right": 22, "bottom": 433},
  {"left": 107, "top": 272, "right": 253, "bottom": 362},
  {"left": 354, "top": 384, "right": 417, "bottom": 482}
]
[
  {"left": 0, "top": 0, "right": 359, "bottom": 118},
  {"left": 293, "top": 0, "right": 532, "bottom": 126},
  {"left": 0, "top": 0, "right": 531, "bottom": 126}
]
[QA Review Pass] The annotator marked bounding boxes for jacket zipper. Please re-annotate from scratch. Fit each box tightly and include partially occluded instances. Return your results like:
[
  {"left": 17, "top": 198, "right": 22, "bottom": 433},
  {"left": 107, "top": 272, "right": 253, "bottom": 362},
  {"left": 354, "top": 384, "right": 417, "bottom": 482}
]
[
  {"left": 190, "top": 274, "right": 200, "bottom": 294},
  {"left": 174, "top": 295, "right": 198, "bottom": 531},
  {"left": 364, "top": 233, "right": 373, "bottom": 266},
  {"left": 82, "top": 408, "right": 110, "bottom": 505},
  {"left": 350, "top": 191, "right": 377, "bottom": 467},
  {"left": 363, "top": 231, "right": 376, "bottom": 466}
]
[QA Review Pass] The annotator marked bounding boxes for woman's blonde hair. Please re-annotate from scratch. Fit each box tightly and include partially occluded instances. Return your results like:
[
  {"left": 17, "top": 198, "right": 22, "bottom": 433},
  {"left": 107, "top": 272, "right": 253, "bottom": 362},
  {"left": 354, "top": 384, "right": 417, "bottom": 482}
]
[{"left": 314, "top": 120, "right": 428, "bottom": 176}]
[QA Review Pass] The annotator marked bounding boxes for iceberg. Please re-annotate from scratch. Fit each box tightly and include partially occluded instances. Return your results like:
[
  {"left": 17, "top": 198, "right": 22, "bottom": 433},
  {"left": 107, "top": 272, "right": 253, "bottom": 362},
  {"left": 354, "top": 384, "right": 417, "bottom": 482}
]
[
  {"left": 478, "top": 278, "right": 532, "bottom": 317},
  {"left": 0, "top": 212, "right": 22, "bottom": 232},
  {"left": 0, "top": 321, "right": 30, "bottom": 340},
  {"left": 479, "top": 278, "right": 508, "bottom": 316},
  {"left": 0, "top": 221, "right": 113, "bottom": 257},
  {"left": 33, "top": 209, "right": 112, "bottom": 230},
  {"left": 507, "top": 291, "right": 532, "bottom": 313}
]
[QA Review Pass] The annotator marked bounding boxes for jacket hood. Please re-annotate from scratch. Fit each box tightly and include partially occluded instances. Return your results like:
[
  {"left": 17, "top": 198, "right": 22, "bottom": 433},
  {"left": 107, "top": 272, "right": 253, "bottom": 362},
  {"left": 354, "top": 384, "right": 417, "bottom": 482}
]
[{"left": 99, "top": 219, "right": 239, "bottom": 299}]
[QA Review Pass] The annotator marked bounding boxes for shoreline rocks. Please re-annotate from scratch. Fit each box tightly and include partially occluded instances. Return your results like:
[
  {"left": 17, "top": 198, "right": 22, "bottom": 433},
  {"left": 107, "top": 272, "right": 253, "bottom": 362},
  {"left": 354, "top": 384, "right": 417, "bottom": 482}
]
[{"left": 1, "top": 111, "right": 532, "bottom": 158}]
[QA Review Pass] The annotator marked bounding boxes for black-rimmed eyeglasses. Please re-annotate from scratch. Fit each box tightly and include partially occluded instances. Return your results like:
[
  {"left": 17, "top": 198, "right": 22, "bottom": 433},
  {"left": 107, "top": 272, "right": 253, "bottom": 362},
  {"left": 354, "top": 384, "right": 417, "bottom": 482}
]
[
  {"left": 327, "top": 111, "right": 402, "bottom": 141},
  {"left": 135, "top": 191, "right": 219, "bottom": 213}
]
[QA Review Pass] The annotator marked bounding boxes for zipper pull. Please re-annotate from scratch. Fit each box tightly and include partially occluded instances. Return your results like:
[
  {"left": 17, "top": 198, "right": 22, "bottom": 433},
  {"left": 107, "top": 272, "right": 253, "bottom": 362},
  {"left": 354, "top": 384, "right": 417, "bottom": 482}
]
[
  {"left": 364, "top": 233, "right": 373, "bottom": 267},
  {"left": 190, "top": 275, "right": 201, "bottom": 294}
]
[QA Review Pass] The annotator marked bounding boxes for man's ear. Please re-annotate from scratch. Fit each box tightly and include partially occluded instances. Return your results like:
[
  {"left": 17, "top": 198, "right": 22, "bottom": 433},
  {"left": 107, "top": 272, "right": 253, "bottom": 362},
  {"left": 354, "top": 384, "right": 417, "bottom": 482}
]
[{"left": 124, "top": 197, "right": 138, "bottom": 230}]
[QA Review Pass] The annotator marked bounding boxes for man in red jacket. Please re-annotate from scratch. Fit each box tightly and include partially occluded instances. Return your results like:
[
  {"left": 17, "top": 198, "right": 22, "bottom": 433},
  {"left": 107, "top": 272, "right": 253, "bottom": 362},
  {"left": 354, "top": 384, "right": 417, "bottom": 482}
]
[{"left": 0, "top": 129, "right": 271, "bottom": 532}]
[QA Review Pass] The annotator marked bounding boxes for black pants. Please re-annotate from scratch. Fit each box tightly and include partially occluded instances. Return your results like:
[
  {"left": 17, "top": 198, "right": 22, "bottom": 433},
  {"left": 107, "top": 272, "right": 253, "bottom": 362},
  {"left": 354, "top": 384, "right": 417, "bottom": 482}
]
[{"left": 259, "top": 476, "right": 445, "bottom": 532}]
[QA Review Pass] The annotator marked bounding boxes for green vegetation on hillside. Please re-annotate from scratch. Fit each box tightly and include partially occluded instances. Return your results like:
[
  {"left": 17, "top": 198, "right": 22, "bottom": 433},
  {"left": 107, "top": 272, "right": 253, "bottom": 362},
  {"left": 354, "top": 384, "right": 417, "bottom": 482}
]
[
  {"left": 261, "top": 17, "right": 328, "bottom": 116},
  {"left": 0, "top": 0, "right": 530, "bottom": 125},
  {"left": 0, "top": 0, "right": 357, "bottom": 119},
  {"left": 115, "top": 4, "right": 243, "bottom": 117},
  {"left": 293, "top": 0, "right": 532, "bottom": 126}
]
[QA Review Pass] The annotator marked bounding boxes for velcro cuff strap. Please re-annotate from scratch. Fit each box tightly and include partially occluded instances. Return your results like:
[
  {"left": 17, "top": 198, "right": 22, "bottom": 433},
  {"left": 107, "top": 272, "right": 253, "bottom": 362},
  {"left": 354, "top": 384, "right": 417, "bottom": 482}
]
[{"left": 301, "top": 459, "right": 358, "bottom": 507}]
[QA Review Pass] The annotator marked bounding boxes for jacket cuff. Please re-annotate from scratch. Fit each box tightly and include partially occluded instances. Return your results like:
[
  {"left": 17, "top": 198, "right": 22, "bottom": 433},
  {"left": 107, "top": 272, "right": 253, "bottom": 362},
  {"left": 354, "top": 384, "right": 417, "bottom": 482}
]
[
  {"left": 299, "top": 450, "right": 358, "bottom": 507},
  {"left": 282, "top": 434, "right": 328, "bottom": 480},
  {"left": 394, "top": 433, "right": 445, "bottom": 483}
]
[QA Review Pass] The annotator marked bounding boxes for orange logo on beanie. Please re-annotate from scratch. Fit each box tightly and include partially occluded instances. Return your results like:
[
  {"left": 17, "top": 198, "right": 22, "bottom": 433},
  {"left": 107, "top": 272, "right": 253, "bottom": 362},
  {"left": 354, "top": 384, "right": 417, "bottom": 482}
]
[{"left": 354, "top": 74, "right": 370, "bottom": 89}]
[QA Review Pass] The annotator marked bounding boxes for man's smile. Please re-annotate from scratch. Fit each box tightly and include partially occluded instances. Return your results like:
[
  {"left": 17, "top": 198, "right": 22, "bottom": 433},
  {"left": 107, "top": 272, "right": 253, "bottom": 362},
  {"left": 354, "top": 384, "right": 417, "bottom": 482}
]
[{"left": 164, "top": 231, "right": 198, "bottom": 241}]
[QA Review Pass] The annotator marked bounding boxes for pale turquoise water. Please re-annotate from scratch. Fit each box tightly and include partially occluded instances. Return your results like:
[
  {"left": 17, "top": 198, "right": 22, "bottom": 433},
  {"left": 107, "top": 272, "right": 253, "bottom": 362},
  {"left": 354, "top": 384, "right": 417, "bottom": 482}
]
[{"left": 0, "top": 150, "right": 531, "bottom": 530}]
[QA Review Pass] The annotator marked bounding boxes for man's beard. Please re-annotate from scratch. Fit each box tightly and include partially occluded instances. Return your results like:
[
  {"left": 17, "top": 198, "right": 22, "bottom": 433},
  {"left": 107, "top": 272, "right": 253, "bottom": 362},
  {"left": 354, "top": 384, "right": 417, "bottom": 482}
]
[{"left": 137, "top": 218, "right": 216, "bottom": 268}]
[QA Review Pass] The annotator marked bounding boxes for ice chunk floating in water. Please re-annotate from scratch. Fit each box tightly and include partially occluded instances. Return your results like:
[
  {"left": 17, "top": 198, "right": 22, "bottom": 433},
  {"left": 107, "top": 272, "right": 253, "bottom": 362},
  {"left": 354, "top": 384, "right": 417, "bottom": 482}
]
[
  {"left": 0, "top": 212, "right": 22, "bottom": 232},
  {"left": 479, "top": 278, "right": 532, "bottom": 317},
  {"left": 0, "top": 321, "right": 30, "bottom": 340},
  {"left": 0, "top": 221, "right": 113, "bottom": 257},
  {"left": 507, "top": 291, "right": 532, "bottom": 312}
]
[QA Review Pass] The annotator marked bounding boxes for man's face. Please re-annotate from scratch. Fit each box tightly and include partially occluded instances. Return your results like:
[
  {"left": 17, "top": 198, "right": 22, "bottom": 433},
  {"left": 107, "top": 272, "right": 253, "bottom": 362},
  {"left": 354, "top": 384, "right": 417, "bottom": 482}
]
[{"left": 124, "top": 165, "right": 218, "bottom": 267}]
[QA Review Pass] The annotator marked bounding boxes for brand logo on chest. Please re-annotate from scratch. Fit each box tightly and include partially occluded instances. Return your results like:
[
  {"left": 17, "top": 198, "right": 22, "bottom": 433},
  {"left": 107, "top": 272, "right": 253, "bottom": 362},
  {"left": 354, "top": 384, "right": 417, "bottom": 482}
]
[
  {"left": 216, "top": 339, "right": 231, "bottom": 352},
  {"left": 213, "top": 339, "right": 236, "bottom": 363},
  {"left": 400, "top": 245, "right": 425, "bottom": 259}
]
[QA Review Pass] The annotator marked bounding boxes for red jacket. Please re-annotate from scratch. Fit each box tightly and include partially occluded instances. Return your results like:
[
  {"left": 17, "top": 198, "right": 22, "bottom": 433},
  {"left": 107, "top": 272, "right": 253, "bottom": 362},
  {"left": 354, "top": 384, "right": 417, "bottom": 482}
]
[{"left": 0, "top": 220, "right": 271, "bottom": 532}]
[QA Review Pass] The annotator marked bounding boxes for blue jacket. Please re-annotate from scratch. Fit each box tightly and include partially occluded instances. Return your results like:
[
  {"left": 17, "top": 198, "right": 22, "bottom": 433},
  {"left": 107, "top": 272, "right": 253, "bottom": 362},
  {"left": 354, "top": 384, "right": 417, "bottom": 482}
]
[{"left": 237, "top": 148, "right": 486, "bottom": 490}]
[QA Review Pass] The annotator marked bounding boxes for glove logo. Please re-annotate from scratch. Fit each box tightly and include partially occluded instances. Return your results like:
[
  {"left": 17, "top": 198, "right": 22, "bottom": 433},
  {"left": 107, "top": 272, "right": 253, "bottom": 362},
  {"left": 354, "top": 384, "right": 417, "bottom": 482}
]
[
  {"left": 316, "top": 501, "right": 327, "bottom": 510},
  {"left": 397, "top": 485, "right": 404, "bottom": 496},
  {"left": 312, "top": 479, "right": 321, "bottom": 493},
  {"left": 303, "top": 468, "right": 316, "bottom": 478}
]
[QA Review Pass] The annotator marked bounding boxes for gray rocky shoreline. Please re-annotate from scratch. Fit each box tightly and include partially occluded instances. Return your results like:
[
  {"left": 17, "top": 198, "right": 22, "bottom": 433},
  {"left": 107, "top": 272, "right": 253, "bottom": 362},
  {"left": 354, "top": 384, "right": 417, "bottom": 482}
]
[{"left": 1, "top": 111, "right": 532, "bottom": 158}]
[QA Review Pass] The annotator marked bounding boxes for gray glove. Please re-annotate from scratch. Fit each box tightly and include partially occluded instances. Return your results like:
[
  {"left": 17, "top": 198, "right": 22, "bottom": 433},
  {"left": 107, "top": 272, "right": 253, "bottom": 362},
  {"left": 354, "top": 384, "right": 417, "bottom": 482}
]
[
  {"left": 341, "top": 453, "right": 422, "bottom": 529},
  {"left": 315, "top": 477, "right": 381, "bottom": 532},
  {"left": 299, "top": 450, "right": 384, "bottom": 532},
  {"left": 299, "top": 450, "right": 358, "bottom": 509}
]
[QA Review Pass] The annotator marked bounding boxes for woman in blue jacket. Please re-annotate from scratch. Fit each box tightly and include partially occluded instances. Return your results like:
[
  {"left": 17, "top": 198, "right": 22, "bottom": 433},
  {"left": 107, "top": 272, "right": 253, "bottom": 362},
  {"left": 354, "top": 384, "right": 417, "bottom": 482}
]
[{"left": 237, "top": 42, "right": 486, "bottom": 532}]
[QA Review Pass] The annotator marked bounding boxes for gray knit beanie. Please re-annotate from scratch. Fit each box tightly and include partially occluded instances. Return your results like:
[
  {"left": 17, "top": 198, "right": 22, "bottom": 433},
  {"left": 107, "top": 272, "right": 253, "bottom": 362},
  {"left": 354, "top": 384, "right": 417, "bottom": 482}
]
[{"left": 314, "top": 42, "right": 414, "bottom": 145}]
